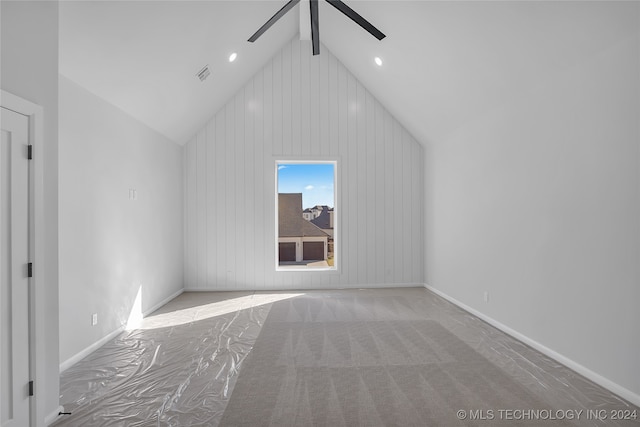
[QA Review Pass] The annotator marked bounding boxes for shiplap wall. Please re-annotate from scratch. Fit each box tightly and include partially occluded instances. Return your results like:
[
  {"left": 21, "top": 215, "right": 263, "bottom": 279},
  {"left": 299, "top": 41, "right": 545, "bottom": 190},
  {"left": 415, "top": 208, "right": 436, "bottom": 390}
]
[{"left": 184, "top": 39, "right": 423, "bottom": 290}]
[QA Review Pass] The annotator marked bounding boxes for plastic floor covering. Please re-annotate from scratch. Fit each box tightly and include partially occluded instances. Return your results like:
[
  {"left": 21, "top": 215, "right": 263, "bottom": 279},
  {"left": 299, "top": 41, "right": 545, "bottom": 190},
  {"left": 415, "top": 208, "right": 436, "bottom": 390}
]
[{"left": 55, "top": 288, "right": 639, "bottom": 426}]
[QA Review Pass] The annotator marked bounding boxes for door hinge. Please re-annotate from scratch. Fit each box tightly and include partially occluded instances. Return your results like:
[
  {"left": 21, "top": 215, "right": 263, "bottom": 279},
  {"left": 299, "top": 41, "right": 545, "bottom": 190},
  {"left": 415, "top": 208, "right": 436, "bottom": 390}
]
[
  {"left": 28, "top": 262, "right": 33, "bottom": 278},
  {"left": 28, "top": 381, "right": 34, "bottom": 396},
  {"left": 28, "top": 145, "right": 33, "bottom": 160}
]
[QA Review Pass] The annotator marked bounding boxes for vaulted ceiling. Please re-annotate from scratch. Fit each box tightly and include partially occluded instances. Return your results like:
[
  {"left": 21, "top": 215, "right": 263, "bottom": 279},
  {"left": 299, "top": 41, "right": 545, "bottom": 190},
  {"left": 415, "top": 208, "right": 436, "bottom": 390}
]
[{"left": 60, "top": 1, "right": 638, "bottom": 145}]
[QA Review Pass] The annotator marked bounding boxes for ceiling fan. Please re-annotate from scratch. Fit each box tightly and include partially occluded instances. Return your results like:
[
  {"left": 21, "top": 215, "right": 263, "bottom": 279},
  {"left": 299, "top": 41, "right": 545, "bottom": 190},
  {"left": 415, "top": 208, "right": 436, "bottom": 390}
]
[{"left": 248, "top": 0, "right": 385, "bottom": 55}]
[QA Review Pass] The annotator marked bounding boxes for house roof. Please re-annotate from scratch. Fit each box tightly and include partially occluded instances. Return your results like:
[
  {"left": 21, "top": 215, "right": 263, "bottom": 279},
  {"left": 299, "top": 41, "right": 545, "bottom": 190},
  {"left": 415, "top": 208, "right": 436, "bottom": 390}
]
[
  {"left": 310, "top": 210, "right": 332, "bottom": 231},
  {"left": 59, "top": 1, "right": 638, "bottom": 146},
  {"left": 279, "top": 194, "right": 329, "bottom": 238}
]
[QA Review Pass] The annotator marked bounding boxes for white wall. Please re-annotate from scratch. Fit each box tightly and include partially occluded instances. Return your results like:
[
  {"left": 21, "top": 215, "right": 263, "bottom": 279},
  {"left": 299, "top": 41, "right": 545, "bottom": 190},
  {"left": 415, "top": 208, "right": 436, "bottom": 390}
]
[
  {"left": 1, "top": 1, "right": 61, "bottom": 424},
  {"left": 425, "top": 7, "right": 640, "bottom": 402},
  {"left": 184, "top": 39, "right": 424, "bottom": 290},
  {"left": 58, "top": 76, "right": 183, "bottom": 366}
]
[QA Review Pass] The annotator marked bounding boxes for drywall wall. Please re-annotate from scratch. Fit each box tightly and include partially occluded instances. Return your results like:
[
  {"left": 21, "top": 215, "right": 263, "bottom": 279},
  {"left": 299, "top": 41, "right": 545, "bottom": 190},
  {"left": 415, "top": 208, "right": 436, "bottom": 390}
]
[
  {"left": 184, "top": 39, "right": 424, "bottom": 290},
  {"left": 58, "top": 76, "right": 184, "bottom": 366},
  {"left": 425, "top": 4, "right": 640, "bottom": 402},
  {"left": 1, "top": 1, "right": 61, "bottom": 424}
]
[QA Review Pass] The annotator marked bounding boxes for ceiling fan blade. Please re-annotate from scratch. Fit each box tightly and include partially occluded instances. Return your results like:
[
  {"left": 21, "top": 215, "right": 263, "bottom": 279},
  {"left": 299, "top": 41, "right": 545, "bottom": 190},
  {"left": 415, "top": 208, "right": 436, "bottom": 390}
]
[
  {"left": 310, "top": 0, "right": 320, "bottom": 55},
  {"left": 325, "top": 0, "right": 386, "bottom": 41},
  {"left": 248, "top": 0, "right": 301, "bottom": 42}
]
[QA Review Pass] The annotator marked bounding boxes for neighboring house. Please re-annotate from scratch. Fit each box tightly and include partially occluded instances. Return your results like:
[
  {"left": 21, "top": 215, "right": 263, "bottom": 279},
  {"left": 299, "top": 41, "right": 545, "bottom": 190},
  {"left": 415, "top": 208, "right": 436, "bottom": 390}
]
[
  {"left": 310, "top": 207, "right": 334, "bottom": 239},
  {"left": 278, "top": 194, "right": 329, "bottom": 263},
  {"left": 303, "top": 205, "right": 328, "bottom": 221},
  {"left": 302, "top": 208, "right": 313, "bottom": 221}
]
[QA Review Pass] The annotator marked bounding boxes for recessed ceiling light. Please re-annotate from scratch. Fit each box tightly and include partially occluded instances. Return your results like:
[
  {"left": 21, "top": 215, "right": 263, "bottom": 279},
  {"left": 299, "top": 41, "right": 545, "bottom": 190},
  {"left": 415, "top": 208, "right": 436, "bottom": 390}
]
[
  {"left": 374, "top": 57, "right": 382, "bottom": 66},
  {"left": 229, "top": 52, "right": 238, "bottom": 62}
]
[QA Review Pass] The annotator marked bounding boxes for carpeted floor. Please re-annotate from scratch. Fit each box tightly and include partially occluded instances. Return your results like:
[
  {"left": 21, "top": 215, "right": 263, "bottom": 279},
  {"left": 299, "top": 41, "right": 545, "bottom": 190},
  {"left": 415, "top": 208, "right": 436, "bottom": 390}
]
[
  {"left": 56, "top": 288, "right": 639, "bottom": 426},
  {"left": 219, "top": 293, "right": 575, "bottom": 426}
]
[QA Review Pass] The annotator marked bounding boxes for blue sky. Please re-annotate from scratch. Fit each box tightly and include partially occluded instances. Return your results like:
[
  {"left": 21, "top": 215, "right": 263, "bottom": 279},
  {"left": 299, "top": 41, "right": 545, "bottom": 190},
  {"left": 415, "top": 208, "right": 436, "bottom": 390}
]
[{"left": 277, "top": 163, "right": 335, "bottom": 208}]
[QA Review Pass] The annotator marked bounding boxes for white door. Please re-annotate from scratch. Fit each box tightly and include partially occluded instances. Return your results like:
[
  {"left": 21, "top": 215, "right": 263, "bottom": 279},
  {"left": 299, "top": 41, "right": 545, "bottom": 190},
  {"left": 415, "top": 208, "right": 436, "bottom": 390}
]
[{"left": 0, "top": 107, "right": 31, "bottom": 427}]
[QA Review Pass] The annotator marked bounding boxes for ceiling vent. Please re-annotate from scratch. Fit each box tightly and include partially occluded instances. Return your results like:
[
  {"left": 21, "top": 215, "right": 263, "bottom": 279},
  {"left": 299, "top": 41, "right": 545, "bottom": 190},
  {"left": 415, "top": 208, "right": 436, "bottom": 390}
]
[{"left": 196, "top": 65, "right": 211, "bottom": 82}]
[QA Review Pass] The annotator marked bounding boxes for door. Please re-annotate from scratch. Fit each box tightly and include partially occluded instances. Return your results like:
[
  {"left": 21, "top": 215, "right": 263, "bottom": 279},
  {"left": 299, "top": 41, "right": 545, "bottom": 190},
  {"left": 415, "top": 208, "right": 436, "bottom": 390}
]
[
  {"left": 1, "top": 107, "right": 31, "bottom": 427},
  {"left": 302, "top": 242, "right": 324, "bottom": 261},
  {"left": 278, "top": 242, "right": 296, "bottom": 262}
]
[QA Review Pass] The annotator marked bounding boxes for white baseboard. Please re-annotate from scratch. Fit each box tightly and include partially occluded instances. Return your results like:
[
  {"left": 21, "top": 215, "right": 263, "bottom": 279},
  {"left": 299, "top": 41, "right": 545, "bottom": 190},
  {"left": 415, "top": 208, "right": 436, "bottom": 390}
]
[
  {"left": 59, "top": 326, "right": 125, "bottom": 373},
  {"left": 45, "top": 405, "right": 65, "bottom": 426},
  {"left": 424, "top": 284, "right": 640, "bottom": 408},
  {"left": 184, "top": 283, "right": 425, "bottom": 292},
  {"left": 59, "top": 288, "right": 185, "bottom": 373},
  {"left": 143, "top": 288, "right": 184, "bottom": 317}
]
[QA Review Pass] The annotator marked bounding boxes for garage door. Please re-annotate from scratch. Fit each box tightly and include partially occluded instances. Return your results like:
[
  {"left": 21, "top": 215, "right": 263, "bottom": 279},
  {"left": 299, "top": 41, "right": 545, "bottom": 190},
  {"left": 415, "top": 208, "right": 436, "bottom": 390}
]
[
  {"left": 303, "top": 242, "right": 324, "bottom": 261},
  {"left": 279, "top": 242, "right": 296, "bottom": 262}
]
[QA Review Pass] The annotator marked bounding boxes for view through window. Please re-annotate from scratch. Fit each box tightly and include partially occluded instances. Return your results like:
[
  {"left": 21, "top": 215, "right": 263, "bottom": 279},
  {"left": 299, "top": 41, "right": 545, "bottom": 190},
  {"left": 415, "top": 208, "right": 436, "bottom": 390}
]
[{"left": 276, "top": 161, "right": 336, "bottom": 270}]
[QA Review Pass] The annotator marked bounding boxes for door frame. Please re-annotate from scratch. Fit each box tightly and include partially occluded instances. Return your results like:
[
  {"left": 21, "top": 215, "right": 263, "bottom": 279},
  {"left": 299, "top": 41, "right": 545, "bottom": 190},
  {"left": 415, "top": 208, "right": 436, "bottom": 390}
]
[{"left": 1, "top": 90, "right": 44, "bottom": 427}]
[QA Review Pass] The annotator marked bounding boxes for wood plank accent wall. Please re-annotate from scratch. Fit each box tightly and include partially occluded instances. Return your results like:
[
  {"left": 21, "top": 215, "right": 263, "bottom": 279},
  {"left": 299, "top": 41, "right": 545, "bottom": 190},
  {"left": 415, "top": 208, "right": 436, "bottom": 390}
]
[{"left": 184, "top": 39, "right": 424, "bottom": 290}]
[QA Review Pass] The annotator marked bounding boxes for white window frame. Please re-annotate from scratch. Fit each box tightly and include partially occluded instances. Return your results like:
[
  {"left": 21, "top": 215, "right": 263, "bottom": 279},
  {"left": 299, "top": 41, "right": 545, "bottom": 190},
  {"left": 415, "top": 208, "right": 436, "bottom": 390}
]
[{"left": 275, "top": 159, "right": 338, "bottom": 272}]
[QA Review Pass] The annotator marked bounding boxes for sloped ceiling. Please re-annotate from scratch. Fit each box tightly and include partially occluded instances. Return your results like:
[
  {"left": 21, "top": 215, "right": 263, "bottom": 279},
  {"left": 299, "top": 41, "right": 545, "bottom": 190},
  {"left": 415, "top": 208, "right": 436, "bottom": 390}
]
[{"left": 60, "top": 1, "right": 639, "bottom": 145}]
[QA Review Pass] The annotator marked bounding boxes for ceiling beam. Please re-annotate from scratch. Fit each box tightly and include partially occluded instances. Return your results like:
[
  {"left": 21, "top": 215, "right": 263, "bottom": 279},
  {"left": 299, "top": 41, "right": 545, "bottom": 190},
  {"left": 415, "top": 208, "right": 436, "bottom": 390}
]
[
  {"left": 248, "top": 0, "right": 301, "bottom": 43},
  {"left": 325, "top": 0, "right": 385, "bottom": 40},
  {"left": 310, "top": 0, "right": 320, "bottom": 55}
]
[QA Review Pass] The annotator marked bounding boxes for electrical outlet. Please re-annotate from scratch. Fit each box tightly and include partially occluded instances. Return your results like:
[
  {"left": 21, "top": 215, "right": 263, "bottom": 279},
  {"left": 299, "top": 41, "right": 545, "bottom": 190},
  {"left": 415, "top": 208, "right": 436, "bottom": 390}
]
[
  {"left": 92, "top": 313, "right": 98, "bottom": 326},
  {"left": 484, "top": 291, "right": 489, "bottom": 303}
]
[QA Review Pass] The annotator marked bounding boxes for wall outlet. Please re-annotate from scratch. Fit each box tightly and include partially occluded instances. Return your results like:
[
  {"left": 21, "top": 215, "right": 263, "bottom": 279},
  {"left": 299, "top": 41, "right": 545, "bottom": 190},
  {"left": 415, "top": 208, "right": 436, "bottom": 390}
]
[
  {"left": 483, "top": 291, "right": 489, "bottom": 303},
  {"left": 92, "top": 313, "right": 98, "bottom": 326}
]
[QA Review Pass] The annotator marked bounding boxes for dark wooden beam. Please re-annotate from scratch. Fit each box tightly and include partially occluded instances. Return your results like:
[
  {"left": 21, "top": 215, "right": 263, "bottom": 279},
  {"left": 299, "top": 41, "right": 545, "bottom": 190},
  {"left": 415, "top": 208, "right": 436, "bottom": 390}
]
[
  {"left": 325, "top": 0, "right": 385, "bottom": 40},
  {"left": 310, "top": 0, "right": 320, "bottom": 55},
  {"left": 248, "top": 0, "right": 301, "bottom": 42}
]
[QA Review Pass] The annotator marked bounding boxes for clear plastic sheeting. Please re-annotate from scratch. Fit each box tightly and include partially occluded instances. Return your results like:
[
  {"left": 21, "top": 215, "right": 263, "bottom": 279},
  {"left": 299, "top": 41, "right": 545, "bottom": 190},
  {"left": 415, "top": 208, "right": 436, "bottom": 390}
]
[
  {"left": 420, "top": 290, "right": 639, "bottom": 427},
  {"left": 55, "top": 292, "right": 302, "bottom": 426},
  {"left": 56, "top": 289, "right": 639, "bottom": 426}
]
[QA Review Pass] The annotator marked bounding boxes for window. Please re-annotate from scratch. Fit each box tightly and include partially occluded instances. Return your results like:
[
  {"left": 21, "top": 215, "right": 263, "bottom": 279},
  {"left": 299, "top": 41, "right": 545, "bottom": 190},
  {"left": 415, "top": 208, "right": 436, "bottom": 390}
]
[{"left": 276, "top": 161, "right": 337, "bottom": 271}]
